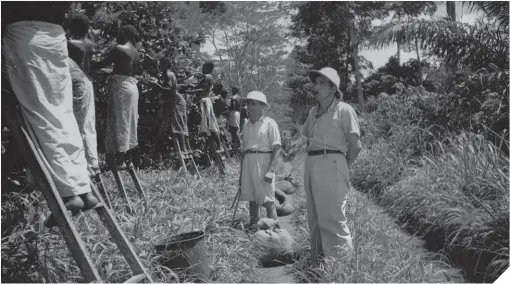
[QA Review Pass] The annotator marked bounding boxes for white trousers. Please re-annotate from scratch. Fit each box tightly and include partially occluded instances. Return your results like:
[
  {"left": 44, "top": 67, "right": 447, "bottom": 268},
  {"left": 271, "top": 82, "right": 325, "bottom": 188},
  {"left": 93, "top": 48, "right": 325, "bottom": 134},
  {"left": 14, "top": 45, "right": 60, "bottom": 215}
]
[
  {"left": 304, "top": 153, "right": 353, "bottom": 262},
  {"left": 3, "top": 21, "right": 91, "bottom": 197}
]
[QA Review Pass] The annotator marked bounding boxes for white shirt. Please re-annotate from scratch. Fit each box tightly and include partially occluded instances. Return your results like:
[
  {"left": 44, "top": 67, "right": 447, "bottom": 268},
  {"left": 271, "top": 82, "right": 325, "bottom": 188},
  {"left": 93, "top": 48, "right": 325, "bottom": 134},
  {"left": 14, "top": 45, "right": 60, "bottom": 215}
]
[
  {"left": 242, "top": 116, "right": 281, "bottom": 152},
  {"left": 301, "top": 98, "right": 361, "bottom": 153}
]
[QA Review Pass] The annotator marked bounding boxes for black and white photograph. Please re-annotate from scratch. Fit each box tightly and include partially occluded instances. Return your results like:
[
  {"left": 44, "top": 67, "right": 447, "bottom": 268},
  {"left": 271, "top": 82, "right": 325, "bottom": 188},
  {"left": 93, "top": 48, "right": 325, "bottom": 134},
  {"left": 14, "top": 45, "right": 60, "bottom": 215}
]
[{"left": 1, "top": 1, "right": 508, "bottom": 283}]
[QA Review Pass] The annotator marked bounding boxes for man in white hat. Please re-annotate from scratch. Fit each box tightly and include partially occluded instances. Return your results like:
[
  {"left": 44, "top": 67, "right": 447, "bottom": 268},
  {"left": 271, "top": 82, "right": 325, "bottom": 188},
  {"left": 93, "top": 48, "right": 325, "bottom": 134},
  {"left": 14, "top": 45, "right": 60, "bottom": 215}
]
[
  {"left": 239, "top": 91, "right": 282, "bottom": 227},
  {"left": 301, "top": 67, "right": 362, "bottom": 264}
]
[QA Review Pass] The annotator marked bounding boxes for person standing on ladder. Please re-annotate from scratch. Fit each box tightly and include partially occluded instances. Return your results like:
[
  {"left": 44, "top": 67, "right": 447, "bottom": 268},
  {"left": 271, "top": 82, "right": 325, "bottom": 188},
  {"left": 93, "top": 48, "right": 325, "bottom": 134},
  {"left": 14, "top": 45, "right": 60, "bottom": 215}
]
[
  {"left": 239, "top": 91, "right": 282, "bottom": 229},
  {"left": 2, "top": 2, "right": 98, "bottom": 226},
  {"left": 67, "top": 13, "right": 100, "bottom": 178},
  {"left": 198, "top": 74, "right": 224, "bottom": 155},
  {"left": 149, "top": 70, "right": 191, "bottom": 167},
  {"left": 301, "top": 67, "right": 362, "bottom": 265},
  {"left": 94, "top": 25, "right": 143, "bottom": 171}
]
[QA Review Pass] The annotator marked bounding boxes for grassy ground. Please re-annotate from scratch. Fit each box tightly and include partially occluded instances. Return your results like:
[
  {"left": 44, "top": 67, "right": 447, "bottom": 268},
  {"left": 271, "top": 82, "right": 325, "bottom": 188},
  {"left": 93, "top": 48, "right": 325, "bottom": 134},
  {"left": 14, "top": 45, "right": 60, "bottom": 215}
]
[
  {"left": 2, "top": 159, "right": 262, "bottom": 283},
  {"left": 286, "top": 153, "right": 464, "bottom": 283},
  {"left": 5, "top": 143, "right": 499, "bottom": 283}
]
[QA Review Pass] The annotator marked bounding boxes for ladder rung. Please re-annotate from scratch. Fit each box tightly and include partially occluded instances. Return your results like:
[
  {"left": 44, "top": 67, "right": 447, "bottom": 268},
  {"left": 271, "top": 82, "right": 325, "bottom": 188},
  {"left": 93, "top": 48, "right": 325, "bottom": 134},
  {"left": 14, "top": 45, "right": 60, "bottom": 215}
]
[
  {"left": 123, "top": 273, "right": 146, "bottom": 283},
  {"left": 92, "top": 202, "right": 105, "bottom": 210}
]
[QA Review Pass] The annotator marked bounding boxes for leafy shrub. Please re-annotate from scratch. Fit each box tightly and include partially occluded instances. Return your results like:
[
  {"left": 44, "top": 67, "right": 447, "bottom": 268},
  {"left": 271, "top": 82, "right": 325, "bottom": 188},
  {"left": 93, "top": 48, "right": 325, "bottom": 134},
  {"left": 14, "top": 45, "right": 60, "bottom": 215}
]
[{"left": 1, "top": 191, "right": 44, "bottom": 283}]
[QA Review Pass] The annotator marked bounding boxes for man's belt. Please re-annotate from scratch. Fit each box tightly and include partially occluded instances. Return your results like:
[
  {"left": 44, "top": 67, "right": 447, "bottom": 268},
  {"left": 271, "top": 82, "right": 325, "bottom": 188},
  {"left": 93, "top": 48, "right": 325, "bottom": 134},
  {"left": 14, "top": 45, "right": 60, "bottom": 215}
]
[
  {"left": 308, "top": 149, "right": 345, "bottom": 156},
  {"left": 245, "top": 150, "right": 272, "bottom": 154}
]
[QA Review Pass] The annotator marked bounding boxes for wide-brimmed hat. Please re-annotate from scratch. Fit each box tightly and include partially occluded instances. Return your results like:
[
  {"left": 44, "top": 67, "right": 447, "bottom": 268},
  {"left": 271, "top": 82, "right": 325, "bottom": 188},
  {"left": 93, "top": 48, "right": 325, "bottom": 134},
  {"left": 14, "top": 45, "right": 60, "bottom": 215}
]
[
  {"left": 308, "top": 67, "right": 341, "bottom": 96},
  {"left": 243, "top": 91, "right": 270, "bottom": 107}
]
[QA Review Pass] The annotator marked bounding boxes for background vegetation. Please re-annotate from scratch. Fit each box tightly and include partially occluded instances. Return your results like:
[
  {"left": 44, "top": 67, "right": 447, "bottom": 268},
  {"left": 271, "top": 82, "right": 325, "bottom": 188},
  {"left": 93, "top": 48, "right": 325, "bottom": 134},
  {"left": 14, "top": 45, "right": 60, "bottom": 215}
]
[{"left": 2, "top": 1, "right": 508, "bottom": 283}]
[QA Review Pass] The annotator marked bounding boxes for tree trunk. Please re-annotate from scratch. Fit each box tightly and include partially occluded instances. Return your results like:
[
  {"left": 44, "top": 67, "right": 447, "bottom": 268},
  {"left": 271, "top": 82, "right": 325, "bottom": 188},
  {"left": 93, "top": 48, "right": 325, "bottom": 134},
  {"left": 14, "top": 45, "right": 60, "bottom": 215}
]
[
  {"left": 446, "top": 1, "right": 458, "bottom": 73},
  {"left": 397, "top": 40, "right": 401, "bottom": 63},
  {"left": 350, "top": 19, "right": 364, "bottom": 108},
  {"left": 446, "top": 1, "right": 456, "bottom": 22},
  {"left": 396, "top": 14, "right": 401, "bottom": 63},
  {"left": 415, "top": 37, "right": 423, "bottom": 85}
]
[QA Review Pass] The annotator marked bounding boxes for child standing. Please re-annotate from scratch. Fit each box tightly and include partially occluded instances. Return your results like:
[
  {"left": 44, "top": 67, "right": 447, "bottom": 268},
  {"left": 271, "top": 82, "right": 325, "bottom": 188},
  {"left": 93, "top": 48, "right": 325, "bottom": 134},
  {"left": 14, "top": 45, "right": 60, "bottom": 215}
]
[{"left": 239, "top": 91, "right": 282, "bottom": 227}]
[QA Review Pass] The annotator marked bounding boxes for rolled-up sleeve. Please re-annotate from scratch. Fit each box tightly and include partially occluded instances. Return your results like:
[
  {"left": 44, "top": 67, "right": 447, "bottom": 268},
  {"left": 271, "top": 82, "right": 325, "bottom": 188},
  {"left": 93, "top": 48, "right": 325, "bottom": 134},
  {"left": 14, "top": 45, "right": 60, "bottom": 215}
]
[
  {"left": 339, "top": 105, "right": 361, "bottom": 137},
  {"left": 268, "top": 119, "right": 281, "bottom": 148}
]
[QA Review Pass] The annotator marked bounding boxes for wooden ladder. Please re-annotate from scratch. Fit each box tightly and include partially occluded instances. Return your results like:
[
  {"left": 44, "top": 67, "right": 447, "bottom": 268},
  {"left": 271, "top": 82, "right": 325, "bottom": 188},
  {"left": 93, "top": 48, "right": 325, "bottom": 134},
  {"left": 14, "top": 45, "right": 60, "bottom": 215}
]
[
  {"left": 205, "top": 137, "right": 228, "bottom": 175},
  {"left": 8, "top": 109, "right": 153, "bottom": 283},
  {"left": 103, "top": 163, "right": 148, "bottom": 214},
  {"left": 176, "top": 142, "right": 202, "bottom": 180}
]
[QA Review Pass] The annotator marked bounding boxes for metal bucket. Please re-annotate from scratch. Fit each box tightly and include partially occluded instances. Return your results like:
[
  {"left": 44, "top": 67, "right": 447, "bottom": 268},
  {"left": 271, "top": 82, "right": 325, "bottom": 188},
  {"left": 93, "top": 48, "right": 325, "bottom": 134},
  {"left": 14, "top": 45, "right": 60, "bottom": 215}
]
[{"left": 155, "top": 231, "right": 209, "bottom": 282}]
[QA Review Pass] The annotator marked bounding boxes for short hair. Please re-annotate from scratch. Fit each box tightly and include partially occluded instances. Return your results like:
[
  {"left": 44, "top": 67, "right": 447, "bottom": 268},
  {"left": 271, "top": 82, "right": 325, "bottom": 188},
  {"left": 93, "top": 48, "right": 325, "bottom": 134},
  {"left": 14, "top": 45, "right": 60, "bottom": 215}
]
[
  {"left": 213, "top": 81, "right": 223, "bottom": 91},
  {"left": 70, "top": 13, "right": 90, "bottom": 37},
  {"left": 202, "top": 61, "right": 214, "bottom": 74},
  {"left": 122, "top": 25, "right": 139, "bottom": 42},
  {"left": 232, "top": 86, "right": 239, "bottom": 95},
  {"left": 220, "top": 90, "right": 228, "bottom": 97}
]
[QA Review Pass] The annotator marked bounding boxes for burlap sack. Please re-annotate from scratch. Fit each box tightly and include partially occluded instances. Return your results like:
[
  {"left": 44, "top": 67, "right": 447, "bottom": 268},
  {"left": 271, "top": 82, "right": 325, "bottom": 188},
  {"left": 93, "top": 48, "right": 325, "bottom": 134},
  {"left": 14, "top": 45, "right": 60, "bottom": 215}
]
[
  {"left": 275, "top": 180, "right": 295, "bottom": 195},
  {"left": 275, "top": 189, "right": 294, "bottom": 216},
  {"left": 252, "top": 228, "right": 294, "bottom": 266},
  {"left": 257, "top": 218, "right": 280, "bottom": 230}
]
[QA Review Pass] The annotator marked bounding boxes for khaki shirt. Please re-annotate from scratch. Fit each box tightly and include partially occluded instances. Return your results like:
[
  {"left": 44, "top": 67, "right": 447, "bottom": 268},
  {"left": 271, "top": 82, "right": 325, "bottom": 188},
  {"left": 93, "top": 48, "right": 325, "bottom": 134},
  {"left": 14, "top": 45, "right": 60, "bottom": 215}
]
[
  {"left": 242, "top": 116, "right": 281, "bottom": 152},
  {"left": 301, "top": 99, "right": 360, "bottom": 153}
]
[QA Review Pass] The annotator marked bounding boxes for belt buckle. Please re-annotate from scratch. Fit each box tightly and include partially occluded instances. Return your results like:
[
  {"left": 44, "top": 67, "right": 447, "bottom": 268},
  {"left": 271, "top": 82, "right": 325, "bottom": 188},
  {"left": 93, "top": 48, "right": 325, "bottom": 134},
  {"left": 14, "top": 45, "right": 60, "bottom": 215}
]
[{"left": 322, "top": 148, "right": 328, "bottom": 160}]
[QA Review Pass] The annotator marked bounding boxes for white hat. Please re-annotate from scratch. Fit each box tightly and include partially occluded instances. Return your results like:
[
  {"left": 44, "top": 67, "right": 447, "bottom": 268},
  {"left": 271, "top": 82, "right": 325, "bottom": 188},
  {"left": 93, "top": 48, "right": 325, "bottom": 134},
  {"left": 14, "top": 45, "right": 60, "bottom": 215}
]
[
  {"left": 244, "top": 91, "right": 270, "bottom": 107},
  {"left": 308, "top": 67, "right": 341, "bottom": 96}
]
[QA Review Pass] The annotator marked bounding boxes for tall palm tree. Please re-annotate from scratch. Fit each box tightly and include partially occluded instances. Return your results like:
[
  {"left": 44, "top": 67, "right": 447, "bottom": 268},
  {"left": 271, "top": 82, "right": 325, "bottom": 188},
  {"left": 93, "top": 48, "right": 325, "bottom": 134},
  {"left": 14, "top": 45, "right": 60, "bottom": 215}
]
[{"left": 370, "top": 1, "right": 509, "bottom": 71}]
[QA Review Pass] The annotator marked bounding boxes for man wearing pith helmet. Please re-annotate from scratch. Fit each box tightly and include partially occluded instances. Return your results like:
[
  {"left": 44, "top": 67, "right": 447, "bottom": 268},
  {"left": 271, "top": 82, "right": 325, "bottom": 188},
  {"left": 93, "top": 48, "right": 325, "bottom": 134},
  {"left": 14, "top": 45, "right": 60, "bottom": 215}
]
[
  {"left": 239, "top": 91, "right": 282, "bottom": 228},
  {"left": 301, "top": 67, "right": 362, "bottom": 265}
]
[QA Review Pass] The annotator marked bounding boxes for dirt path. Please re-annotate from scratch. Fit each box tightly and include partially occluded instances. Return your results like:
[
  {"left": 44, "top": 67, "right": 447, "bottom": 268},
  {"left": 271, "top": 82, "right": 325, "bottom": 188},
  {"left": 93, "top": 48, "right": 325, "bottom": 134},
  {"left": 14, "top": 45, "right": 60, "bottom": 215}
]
[{"left": 253, "top": 194, "right": 297, "bottom": 283}]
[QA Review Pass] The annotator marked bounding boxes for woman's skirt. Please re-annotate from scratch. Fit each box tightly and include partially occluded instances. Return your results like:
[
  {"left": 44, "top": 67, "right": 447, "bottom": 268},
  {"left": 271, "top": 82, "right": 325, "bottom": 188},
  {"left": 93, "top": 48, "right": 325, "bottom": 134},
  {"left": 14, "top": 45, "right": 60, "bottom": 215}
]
[
  {"left": 105, "top": 74, "right": 139, "bottom": 154},
  {"left": 70, "top": 59, "right": 98, "bottom": 171},
  {"left": 3, "top": 21, "right": 91, "bottom": 197},
  {"left": 170, "top": 96, "right": 189, "bottom": 136}
]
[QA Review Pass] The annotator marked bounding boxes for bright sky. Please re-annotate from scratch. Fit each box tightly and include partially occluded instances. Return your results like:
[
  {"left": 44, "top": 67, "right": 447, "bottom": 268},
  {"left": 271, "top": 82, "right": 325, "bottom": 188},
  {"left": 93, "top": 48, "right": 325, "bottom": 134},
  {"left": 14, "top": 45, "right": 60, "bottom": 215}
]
[{"left": 199, "top": 2, "right": 484, "bottom": 74}]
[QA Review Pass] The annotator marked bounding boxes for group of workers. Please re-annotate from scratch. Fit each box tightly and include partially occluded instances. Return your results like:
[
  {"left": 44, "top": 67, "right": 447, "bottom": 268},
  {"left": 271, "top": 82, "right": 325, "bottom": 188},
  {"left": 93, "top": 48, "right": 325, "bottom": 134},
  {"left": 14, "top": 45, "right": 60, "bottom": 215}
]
[{"left": 2, "top": 2, "right": 363, "bottom": 268}]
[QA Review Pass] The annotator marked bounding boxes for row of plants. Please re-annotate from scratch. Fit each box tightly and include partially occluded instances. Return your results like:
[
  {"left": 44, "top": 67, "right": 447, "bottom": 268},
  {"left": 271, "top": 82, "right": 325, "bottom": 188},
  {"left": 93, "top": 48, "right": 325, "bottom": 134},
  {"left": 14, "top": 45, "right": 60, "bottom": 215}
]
[{"left": 351, "top": 84, "right": 509, "bottom": 282}]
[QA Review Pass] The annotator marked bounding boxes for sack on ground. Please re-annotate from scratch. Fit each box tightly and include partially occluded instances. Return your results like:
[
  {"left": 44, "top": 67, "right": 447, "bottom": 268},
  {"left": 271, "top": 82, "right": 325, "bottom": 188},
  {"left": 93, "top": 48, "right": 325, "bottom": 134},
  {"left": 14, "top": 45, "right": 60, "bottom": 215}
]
[
  {"left": 275, "top": 180, "right": 295, "bottom": 195},
  {"left": 275, "top": 189, "right": 294, "bottom": 216},
  {"left": 257, "top": 218, "right": 280, "bottom": 230},
  {"left": 252, "top": 228, "right": 294, "bottom": 266}
]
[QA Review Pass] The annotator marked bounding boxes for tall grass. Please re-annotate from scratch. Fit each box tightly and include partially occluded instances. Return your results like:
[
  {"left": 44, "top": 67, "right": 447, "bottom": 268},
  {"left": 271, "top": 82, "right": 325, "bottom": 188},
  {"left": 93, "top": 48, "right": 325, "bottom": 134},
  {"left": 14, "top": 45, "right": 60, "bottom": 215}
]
[
  {"left": 378, "top": 133, "right": 509, "bottom": 282},
  {"left": 2, "top": 159, "right": 261, "bottom": 283},
  {"left": 287, "top": 154, "right": 463, "bottom": 283}
]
